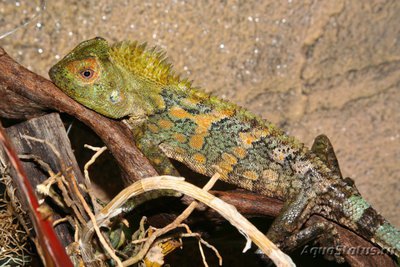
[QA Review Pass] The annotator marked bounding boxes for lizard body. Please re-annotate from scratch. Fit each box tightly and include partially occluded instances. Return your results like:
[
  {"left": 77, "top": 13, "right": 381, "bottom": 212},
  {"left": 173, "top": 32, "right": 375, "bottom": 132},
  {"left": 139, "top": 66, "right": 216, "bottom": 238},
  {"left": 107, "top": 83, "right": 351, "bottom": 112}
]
[{"left": 49, "top": 37, "right": 399, "bottom": 259}]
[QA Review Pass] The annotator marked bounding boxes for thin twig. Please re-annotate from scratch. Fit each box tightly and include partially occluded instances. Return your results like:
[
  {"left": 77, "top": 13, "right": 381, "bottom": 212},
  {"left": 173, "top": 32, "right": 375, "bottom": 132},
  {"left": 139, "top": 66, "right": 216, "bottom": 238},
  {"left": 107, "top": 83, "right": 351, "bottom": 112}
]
[
  {"left": 90, "top": 173, "right": 291, "bottom": 266},
  {"left": 21, "top": 135, "right": 87, "bottom": 224},
  {"left": 53, "top": 217, "right": 69, "bottom": 227},
  {"left": 67, "top": 164, "right": 124, "bottom": 267},
  {"left": 198, "top": 240, "right": 208, "bottom": 267},
  {"left": 95, "top": 175, "right": 294, "bottom": 267},
  {"left": 83, "top": 144, "right": 107, "bottom": 214},
  {"left": 122, "top": 173, "right": 221, "bottom": 266},
  {"left": 154, "top": 230, "right": 223, "bottom": 265}
]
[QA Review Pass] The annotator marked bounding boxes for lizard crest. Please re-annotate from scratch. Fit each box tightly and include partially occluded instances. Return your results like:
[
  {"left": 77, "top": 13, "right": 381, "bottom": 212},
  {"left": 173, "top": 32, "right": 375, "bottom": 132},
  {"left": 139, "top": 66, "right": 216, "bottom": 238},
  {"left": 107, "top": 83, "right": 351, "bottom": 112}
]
[{"left": 109, "top": 40, "right": 191, "bottom": 88}]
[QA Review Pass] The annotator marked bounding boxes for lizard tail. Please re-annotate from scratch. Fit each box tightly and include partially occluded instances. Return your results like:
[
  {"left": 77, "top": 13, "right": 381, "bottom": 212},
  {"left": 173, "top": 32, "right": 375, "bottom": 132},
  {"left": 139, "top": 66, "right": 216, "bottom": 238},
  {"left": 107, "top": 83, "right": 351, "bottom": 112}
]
[
  {"left": 372, "top": 220, "right": 400, "bottom": 258},
  {"left": 341, "top": 194, "right": 400, "bottom": 258}
]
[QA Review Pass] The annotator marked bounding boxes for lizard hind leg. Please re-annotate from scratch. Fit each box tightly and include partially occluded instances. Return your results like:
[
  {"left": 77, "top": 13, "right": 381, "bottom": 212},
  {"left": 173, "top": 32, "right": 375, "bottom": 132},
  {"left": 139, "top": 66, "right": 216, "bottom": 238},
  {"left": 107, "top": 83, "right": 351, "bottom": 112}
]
[
  {"left": 255, "top": 192, "right": 315, "bottom": 263},
  {"left": 265, "top": 190, "right": 317, "bottom": 246},
  {"left": 260, "top": 192, "right": 345, "bottom": 263},
  {"left": 257, "top": 221, "right": 345, "bottom": 263},
  {"left": 283, "top": 221, "right": 345, "bottom": 263}
]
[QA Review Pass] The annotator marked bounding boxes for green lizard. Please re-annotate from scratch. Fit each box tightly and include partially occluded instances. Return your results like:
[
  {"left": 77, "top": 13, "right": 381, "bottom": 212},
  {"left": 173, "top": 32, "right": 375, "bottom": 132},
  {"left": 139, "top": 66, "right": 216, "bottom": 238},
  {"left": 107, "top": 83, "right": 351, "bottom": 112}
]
[{"left": 49, "top": 37, "right": 399, "bottom": 260}]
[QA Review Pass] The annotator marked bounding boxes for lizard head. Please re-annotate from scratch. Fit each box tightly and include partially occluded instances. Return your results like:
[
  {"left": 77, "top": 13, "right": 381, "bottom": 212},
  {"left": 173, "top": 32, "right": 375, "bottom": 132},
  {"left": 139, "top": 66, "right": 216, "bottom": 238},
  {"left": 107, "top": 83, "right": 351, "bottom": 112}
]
[{"left": 49, "top": 37, "right": 134, "bottom": 119}]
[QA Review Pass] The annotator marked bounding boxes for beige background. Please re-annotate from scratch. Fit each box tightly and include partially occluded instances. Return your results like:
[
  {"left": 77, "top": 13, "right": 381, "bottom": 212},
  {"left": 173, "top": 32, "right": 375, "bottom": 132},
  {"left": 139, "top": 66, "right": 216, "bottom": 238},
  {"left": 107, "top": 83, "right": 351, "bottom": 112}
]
[{"left": 0, "top": 0, "right": 399, "bottom": 226}]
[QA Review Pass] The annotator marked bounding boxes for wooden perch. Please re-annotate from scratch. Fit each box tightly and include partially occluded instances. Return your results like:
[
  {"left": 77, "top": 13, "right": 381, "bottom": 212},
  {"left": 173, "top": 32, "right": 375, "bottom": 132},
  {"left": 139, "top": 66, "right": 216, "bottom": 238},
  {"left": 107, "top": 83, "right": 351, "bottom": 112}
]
[
  {"left": 0, "top": 121, "right": 74, "bottom": 267},
  {"left": 1, "top": 113, "right": 87, "bottom": 246},
  {"left": 0, "top": 47, "right": 396, "bottom": 266}
]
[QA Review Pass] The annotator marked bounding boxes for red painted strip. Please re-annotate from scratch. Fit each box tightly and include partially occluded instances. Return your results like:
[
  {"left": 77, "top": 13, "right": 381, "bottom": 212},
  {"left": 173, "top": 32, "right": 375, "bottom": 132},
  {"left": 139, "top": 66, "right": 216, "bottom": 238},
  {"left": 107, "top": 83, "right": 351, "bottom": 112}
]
[{"left": 0, "top": 126, "right": 73, "bottom": 267}]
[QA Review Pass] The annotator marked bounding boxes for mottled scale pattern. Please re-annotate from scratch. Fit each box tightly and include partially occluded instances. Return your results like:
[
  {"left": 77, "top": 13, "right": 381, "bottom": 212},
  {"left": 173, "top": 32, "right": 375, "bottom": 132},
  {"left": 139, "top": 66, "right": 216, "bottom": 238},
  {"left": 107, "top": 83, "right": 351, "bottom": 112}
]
[{"left": 133, "top": 87, "right": 334, "bottom": 200}]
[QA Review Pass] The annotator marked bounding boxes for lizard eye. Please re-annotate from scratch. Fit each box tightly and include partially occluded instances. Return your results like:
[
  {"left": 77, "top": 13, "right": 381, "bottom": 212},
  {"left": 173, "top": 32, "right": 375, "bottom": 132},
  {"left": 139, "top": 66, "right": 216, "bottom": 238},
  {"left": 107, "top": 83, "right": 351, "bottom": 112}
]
[{"left": 80, "top": 69, "right": 94, "bottom": 79}]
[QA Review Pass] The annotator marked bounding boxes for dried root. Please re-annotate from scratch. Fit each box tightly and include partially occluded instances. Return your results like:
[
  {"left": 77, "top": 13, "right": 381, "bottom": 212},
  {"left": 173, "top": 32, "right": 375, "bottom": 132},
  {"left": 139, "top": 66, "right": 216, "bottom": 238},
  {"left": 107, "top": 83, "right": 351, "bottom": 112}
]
[
  {"left": 0, "top": 161, "right": 33, "bottom": 266},
  {"left": 17, "top": 139, "right": 294, "bottom": 267}
]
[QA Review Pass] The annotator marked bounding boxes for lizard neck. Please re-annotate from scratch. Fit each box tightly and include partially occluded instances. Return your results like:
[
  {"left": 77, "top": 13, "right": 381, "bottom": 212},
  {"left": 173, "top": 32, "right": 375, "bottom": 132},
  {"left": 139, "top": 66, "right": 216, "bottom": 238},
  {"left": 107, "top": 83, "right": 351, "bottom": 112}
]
[
  {"left": 117, "top": 65, "right": 166, "bottom": 119},
  {"left": 109, "top": 40, "right": 193, "bottom": 119}
]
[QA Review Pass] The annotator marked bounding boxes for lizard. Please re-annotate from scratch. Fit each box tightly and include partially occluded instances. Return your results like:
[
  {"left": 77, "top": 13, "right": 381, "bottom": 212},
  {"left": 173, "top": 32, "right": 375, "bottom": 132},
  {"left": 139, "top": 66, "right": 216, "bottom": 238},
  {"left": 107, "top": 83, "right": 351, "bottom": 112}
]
[{"left": 49, "top": 37, "right": 400, "bottom": 261}]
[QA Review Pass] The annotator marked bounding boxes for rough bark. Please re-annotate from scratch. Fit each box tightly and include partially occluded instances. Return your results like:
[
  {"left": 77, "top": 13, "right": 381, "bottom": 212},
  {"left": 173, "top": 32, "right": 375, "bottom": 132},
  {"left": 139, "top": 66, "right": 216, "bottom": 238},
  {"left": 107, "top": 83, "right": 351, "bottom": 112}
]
[{"left": 0, "top": 113, "right": 87, "bottom": 246}]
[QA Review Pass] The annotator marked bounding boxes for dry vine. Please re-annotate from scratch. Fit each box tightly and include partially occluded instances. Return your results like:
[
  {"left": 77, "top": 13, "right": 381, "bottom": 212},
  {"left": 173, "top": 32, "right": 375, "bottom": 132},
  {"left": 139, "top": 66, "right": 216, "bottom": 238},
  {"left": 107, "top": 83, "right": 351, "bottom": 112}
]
[
  {"left": 0, "top": 172, "right": 33, "bottom": 266},
  {"left": 15, "top": 137, "right": 291, "bottom": 266}
]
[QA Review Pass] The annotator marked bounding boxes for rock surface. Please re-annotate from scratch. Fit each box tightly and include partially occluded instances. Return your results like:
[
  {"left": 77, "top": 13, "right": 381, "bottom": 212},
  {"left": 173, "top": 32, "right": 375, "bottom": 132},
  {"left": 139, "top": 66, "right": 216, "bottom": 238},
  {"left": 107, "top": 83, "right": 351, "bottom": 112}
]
[{"left": 0, "top": 0, "right": 399, "bottom": 226}]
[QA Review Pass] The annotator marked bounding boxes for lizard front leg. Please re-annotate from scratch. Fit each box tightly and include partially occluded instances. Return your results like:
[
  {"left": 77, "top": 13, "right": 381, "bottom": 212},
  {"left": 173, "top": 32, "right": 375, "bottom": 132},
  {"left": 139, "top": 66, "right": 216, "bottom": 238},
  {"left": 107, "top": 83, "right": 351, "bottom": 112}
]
[
  {"left": 117, "top": 134, "right": 183, "bottom": 214},
  {"left": 135, "top": 135, "right": 180, "bottom": 176}
]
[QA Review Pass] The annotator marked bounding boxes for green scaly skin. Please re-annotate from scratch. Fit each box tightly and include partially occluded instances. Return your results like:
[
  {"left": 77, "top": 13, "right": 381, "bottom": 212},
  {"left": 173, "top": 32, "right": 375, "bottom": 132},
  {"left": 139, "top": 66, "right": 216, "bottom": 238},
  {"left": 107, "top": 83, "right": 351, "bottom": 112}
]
[{"left": 49, "top": 37, "right": 399, "bottom": 259}]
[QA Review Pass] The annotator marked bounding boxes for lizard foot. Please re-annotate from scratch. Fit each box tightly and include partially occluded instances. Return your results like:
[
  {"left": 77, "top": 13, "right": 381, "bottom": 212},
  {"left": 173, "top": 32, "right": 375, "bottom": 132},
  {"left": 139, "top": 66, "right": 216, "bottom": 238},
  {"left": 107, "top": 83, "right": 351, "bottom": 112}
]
[{"left": 256, "top": 221, "right": 345, "bottom": 263}]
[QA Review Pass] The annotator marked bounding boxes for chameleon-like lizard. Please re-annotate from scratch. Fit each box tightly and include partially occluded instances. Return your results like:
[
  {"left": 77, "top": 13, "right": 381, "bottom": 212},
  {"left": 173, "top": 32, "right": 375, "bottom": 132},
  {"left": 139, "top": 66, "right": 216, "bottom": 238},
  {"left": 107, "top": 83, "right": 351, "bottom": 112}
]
[{"left": 49, "top": 37, "right": 399, "bottom": 260}]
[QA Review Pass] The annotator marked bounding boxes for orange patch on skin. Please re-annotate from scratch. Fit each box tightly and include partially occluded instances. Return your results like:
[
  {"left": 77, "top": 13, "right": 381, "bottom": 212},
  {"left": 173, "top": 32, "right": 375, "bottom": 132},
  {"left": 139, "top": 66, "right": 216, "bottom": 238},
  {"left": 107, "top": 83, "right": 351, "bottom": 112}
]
[
  {"left": 148, "top": 123, "right": 159, "bottom": 133},
  {"left": 219, "top": 108, "right": 235, "bottom": 117},
  {"left": 158, "top": 119, "right": 174, "bottom": 129},
  {"left": 218, "top": 162, "right": 234, "bottom": 173},
  {"left": 193, "top": 153, "right": 206, "bottom": 164},
  {"left": 189, "top": 134, "right": 206, "bottom": 150},
  {"left": 218, "top": 153, "right": 237, "bottom": 175},
  {"left": 243, "top": 170, "right": 259, "bottom": 180},
  {"left": 239, "top": 129, "right": 268, "bottom": 148},
  {"left": 239, "top": 132, "right": 256, "bottom": 147},
  {"left": 169, "top": 107, "right": 191, "bottom": 119},
  {"left": 174, "top": 133, "right": 187, "bottom": 143},
  {"left": 193, "top": 114, "right": 217, "bottom": 133},
  {"left": 66, "top": 64, "right": 78, "bottom": 74},
  {"left": 221, "top": 153, "right": 238, "bottom": 165},
  {"left": 232, "top": 146, "right": 247, "bottom": 159}
]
